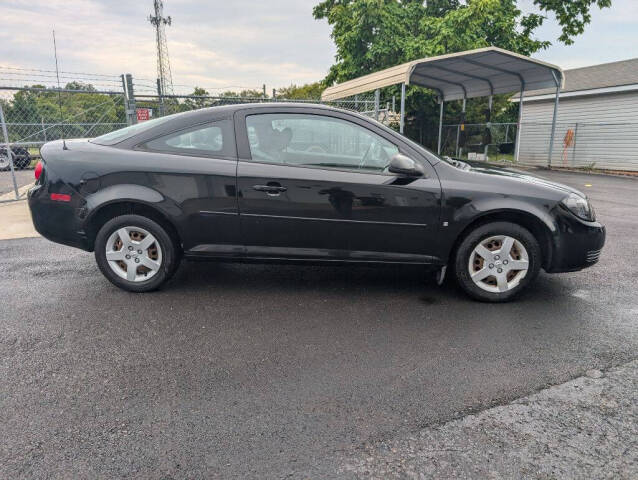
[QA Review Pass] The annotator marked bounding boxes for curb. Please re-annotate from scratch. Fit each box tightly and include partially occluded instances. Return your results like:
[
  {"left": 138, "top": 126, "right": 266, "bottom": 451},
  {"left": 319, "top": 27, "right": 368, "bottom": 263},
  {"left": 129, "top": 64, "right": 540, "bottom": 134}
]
[{"left": 0, "top": 183, "right": 34, "bottom": 202}]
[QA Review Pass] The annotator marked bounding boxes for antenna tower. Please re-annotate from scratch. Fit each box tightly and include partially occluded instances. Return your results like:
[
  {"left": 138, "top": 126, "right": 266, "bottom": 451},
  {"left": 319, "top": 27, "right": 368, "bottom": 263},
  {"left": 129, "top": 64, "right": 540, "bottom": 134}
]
[{"left": 149, "top": 0, "right": 174, "bottom": 96}]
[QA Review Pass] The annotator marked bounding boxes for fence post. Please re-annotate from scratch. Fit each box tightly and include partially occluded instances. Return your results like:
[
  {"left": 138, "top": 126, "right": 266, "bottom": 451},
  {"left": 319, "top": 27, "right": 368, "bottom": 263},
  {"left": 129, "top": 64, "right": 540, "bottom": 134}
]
[
  {"left": 121, "top": 75, "right": 130, "bottom": 125},
  {"left": 127, "top": 74, "right": 136, "bottom": 125},
  {"left": 41, "top": 117, "right": 47, "bottom": 142},
  {"left": 0, "top": 103, "right": 19, "bottom": 200},
  {"left": 156, "top": 78, "right": 165, "bottom": 117},
  {"left": 122, "top": 74, "right": 136, "bottom": 125}
]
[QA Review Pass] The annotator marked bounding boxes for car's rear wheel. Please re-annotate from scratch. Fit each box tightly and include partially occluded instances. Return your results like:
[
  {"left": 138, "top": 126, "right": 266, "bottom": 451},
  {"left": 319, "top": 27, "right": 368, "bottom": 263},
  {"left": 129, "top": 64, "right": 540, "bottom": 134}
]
[
  {"left": 454, "top": 221, "right": 541, "bottom": 302},
  {"left": 94, "top": 214, "right": 179, "bottom": 292}
]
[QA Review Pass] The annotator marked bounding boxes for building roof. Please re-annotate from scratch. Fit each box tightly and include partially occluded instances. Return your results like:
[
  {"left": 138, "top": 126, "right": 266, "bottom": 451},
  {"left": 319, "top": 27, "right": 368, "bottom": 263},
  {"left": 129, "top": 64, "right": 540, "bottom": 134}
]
[
  {"left": 321, "top": 47, "right": 563, "bottom": 102},
  {"left": 514, "top": 57, "right": 638, "bottom": 100}
]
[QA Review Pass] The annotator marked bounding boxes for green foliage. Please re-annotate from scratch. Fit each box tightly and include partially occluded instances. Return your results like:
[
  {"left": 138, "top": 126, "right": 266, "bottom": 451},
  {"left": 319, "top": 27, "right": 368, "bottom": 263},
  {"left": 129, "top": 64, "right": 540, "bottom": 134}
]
[
  {"left": 2, "top": 83, "right": 125, "bottom": 142},
  {"left": 219, "top": 89, "right": 265, "bottom": 98},
  {"left": 275, "top": 82, "right": 326, "bottom": 100},
  {"left": 533, "top": 0, "right": 612, "bottom": 44},
  {"left": 183, "top": 87, "right": 211, "bottom": 109}
]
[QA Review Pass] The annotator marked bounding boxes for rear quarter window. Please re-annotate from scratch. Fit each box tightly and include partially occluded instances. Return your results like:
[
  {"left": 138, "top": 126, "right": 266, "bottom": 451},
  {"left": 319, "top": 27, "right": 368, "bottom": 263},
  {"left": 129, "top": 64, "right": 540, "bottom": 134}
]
[{"left": 137, "top": 120, "right": 235, "bottom": 158}]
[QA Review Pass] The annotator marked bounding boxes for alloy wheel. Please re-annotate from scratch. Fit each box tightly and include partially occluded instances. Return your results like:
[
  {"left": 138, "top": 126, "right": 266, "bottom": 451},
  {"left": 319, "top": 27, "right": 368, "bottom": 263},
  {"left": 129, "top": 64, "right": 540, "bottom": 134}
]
[
  {"left": 468, "top": 235, "right": 529, "bottom": 293},
  {"left": 0, "top": 151, "right": 10, "bottom": 171},
  {"left": 105, "top": 226, "right": 162, "bottom": 282}
]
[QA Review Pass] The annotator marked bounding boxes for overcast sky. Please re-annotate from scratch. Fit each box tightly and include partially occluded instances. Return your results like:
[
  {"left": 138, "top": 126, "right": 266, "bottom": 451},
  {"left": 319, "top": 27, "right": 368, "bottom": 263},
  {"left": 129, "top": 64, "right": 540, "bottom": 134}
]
[{"left": 1, "top": 0, "right": 637, "bottom": 94}]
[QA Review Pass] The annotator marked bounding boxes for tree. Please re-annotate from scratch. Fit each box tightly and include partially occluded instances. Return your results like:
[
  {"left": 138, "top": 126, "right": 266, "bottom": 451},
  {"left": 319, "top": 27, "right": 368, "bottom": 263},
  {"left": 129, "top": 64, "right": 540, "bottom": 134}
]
[
  {"left": 532, "top": 0, "right": 612, "bottom": 44},
  {"left": 275, "top": 82, "right": 325, "bottom": 100},
  {"left": 3, "top": 83, "right": 124, "bottom": 142},
  {"left": 184, "top": 87, "right": 210, "bottom": 110},
  {"left": 219, "top": 89, "right": 265, "bottom": 98}
]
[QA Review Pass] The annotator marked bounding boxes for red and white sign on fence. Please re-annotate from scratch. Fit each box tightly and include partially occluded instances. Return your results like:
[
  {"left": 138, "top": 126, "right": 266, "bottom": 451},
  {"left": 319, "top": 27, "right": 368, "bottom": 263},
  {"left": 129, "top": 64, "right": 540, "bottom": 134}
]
[{"left": 136, "top": 108, "right": 152, "bottom": 122}]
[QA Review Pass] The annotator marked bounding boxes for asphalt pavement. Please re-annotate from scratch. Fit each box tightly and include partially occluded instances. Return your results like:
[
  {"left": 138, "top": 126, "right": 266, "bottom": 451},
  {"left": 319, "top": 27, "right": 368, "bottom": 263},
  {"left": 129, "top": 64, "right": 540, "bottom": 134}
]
[
  {"left": 1, "top": 169, "right": 637, "bottom": 478},
  {"left": 0, "top": 169, "right": 33, "bottom": 196}
]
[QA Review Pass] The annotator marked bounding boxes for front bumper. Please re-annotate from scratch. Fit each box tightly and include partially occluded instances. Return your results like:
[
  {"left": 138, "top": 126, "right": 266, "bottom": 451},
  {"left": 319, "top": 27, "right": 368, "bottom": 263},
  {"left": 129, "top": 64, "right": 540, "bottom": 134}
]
[
  {"left": 546, "top": 206, "right": 606, "bottom": 273},
  {"left": 28, "top": 184, "right": 90, "bottom": 251}
]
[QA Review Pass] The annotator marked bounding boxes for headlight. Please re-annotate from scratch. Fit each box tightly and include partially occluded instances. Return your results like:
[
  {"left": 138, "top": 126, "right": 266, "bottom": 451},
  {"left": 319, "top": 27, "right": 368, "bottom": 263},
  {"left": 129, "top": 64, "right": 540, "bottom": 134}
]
[{"left": 561, "top": 193, "right": 595, "bottom": 221}]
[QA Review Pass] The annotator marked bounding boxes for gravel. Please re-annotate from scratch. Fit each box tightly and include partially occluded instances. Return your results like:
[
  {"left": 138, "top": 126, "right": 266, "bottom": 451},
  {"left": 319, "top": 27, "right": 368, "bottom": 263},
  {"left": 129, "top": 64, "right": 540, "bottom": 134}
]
[{"left": 341, "top": 360, "right": 638, "bottom": 479}]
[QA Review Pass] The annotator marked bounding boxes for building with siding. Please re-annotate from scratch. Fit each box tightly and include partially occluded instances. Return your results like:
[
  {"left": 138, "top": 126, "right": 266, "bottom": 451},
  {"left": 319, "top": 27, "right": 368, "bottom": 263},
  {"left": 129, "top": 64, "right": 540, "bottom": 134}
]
[{"left": 513, "top": 58, "right": 638, "bottom": 171}]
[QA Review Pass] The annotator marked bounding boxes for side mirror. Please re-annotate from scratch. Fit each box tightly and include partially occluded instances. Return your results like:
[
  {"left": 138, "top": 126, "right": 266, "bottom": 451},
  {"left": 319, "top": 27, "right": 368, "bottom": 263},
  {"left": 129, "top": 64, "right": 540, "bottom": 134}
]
[{"left": 388, "top": 153, "right": 424, "bottom": 177}]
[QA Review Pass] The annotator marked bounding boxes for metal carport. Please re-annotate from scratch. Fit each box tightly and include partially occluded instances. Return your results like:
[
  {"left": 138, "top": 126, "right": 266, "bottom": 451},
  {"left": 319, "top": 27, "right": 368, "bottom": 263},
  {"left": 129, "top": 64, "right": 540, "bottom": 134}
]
[{"left": 321, "top": 47, "right": 564, "bottom": 163}]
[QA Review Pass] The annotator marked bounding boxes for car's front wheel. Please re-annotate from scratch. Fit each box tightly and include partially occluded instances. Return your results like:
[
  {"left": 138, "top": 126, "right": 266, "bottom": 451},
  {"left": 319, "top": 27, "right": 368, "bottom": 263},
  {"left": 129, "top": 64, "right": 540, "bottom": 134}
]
[
  {"left": 454, "top": 221, "right": 541, "bottom": 302},
  {"left": 94, "top": 214, "right": 179, "bottom": 292}
]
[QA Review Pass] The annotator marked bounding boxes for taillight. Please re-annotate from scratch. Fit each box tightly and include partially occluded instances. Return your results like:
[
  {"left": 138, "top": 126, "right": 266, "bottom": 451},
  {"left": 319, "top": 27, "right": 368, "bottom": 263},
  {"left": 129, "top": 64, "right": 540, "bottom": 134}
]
[{"left": 34, "top": 161, "right": 43, "bottom": 180}]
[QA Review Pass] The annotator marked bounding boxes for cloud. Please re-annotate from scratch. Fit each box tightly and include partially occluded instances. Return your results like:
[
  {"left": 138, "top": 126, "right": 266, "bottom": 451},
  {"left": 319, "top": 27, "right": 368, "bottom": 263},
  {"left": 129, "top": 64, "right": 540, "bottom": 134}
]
[
  {"left": 1, "top": 0, "right": 636, "bottom": 93},
  {"left": 0, "top": 0, "right": 335, "bottom": 93}
]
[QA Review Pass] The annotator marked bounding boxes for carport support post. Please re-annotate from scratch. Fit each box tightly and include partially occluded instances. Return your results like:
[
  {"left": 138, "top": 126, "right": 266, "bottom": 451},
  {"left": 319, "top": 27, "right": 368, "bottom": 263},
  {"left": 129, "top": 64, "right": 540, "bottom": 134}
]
[
  {"left": 374, "top": 89, "right": 380, "bottom": 121},
  {"left": 0, "top": 103, "right": 19, "bottom": 200},
  {"left": 547, "top": 73, "right": 561, "bottom": 168},
  {"left": 484, "top": 95, "right": 493, "bottom": 158},
  {"left": 456, "top": 97, "right": 466, "bottom": 158},
  {"left": 437, "top": 100, "right": 444, "bottom": 154},
  {"left": 514, "top": 84, "right": 525, "bottom": 162},
  {"left": 399, "top": 82, "right": 406, "bottom": 134}
]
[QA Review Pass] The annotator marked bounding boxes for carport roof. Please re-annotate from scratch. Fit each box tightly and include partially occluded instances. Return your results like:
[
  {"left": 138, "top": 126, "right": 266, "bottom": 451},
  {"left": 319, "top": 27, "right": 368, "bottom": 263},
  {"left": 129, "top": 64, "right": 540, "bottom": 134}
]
[{"left": 321, "top": 47, "right": 563, "bottom": 102}]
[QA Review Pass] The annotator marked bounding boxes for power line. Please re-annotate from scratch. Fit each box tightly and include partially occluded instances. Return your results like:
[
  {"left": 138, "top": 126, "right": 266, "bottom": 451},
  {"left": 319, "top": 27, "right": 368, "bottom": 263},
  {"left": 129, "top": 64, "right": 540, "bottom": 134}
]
[{"left": 0, "top": 65, "right": 121, "bottom": 79}]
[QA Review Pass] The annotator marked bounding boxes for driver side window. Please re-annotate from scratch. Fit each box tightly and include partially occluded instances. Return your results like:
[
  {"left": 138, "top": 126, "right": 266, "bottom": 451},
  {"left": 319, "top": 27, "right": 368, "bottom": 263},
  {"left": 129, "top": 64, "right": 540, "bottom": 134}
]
[{"left": 245, "top": 113, "right": 399, "bottom": 173}]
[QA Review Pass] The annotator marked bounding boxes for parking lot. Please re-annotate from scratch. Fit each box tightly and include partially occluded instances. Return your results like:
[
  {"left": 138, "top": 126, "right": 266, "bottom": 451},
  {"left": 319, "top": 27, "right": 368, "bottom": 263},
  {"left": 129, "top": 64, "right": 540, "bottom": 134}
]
[{"left": 1, "top": 169, "right": 637, "bottom": 478}]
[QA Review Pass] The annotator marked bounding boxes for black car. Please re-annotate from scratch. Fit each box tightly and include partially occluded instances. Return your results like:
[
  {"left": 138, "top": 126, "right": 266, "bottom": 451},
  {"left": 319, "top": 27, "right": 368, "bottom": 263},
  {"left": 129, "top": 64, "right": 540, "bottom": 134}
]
[{"left": 28, "top": 103, "right": 605, "bottom": 301}]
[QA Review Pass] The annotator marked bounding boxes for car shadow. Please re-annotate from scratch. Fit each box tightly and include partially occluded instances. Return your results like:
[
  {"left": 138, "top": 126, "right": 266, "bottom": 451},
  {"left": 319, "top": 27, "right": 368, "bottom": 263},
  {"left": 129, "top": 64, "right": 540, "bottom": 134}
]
[{"left": 164, "top": 259, "right": 578, "bottom": 309}]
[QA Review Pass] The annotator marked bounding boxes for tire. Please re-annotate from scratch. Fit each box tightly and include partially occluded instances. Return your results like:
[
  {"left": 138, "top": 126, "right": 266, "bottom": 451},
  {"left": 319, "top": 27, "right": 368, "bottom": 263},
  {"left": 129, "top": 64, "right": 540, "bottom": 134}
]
[
  {"left": 0, "top": 149, "right": 11, "bottom": 171},
  {"left": 12, "top": 148, "right": 31, "bottom": 169},
  {"left": 454, "top": 221, "right": 541, "bottom": 302},
  {"left": 94, "top": 214, "right": 180, "bottom": 292}
]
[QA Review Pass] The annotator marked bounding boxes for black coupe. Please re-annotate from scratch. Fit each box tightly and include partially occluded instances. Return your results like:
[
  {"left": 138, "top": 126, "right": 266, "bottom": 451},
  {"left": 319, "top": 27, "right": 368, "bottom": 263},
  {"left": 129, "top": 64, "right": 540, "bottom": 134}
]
[{"left": 28, "top": 103, "right": 605, "bottom": 301}]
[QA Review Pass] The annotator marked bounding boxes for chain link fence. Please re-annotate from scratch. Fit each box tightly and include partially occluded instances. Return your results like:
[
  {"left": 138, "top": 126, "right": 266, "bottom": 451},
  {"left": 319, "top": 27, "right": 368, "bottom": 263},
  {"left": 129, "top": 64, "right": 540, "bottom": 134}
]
[
  {"left": 441, "top": 121, "right": 638, "bottom": 173},
  {"left": 439, "top": 123, "right": 518, "bottom": 162}
]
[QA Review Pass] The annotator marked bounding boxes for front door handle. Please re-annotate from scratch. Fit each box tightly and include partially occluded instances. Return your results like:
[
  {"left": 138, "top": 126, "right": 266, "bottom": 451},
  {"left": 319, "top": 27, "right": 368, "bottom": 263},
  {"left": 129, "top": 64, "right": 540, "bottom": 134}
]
[{"left": 252, "top": 184, "right": 287, "bottom": 195}]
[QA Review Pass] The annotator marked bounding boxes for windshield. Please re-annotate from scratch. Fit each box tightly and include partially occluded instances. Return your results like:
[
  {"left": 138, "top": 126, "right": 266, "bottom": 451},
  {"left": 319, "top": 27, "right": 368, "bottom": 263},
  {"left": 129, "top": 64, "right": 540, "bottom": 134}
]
[{"left": 91, "top": 111, "right": 186, "bottom": 145}]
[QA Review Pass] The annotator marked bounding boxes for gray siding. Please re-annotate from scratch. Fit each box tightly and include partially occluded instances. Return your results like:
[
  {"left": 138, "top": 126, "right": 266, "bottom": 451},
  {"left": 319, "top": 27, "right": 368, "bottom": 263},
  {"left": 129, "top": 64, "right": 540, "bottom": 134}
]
[{"left": 518, "top": 91, "right": 638, "bottom": 171}]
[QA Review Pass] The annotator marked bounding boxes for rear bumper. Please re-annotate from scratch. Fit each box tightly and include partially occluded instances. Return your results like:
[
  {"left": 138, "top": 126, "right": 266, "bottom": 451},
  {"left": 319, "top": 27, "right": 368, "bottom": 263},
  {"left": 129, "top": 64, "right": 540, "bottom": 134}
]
[
  {"left": 546, "top": 207, "right": 606, "bottom": 273},
  {"left": 28, "top": 185, "right": 90, "bottom": 251}
]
